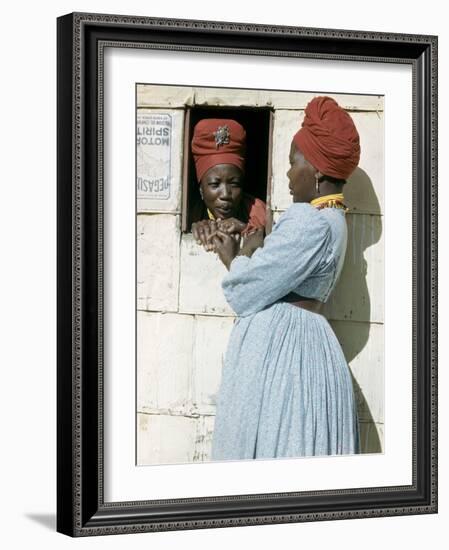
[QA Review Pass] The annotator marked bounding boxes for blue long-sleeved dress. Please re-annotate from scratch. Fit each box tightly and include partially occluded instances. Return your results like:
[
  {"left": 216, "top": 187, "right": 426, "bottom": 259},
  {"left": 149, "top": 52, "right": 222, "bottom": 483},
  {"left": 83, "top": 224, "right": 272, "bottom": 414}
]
[{"left": 211, "top": 201, "right": 360, "bottom": 460}]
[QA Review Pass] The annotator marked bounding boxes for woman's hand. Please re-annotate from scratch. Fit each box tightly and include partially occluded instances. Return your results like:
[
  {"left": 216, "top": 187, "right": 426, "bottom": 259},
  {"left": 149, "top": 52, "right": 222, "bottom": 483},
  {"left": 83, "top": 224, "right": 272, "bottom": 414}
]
[
  {"left": 192, "top": 217, "right": 246, "bottom": 253},
  {"left": 238, "top": 227, "right": 265, "bottom": 258},
  {"left": 211, "top": 229, "right": 241, "bottom": 269},
  {"left": 216, "top": 217, "right": 247, "bottom": 236},
  {"left": 191, "top": 220, "right": 219, "bottom": 251}
]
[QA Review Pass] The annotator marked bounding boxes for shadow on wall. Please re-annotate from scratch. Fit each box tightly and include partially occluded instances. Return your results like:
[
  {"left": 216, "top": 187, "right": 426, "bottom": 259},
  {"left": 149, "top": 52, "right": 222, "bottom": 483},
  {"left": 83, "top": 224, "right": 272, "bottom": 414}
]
[{"left": 324, "top": 166, "right": 383, "bottom": 454}]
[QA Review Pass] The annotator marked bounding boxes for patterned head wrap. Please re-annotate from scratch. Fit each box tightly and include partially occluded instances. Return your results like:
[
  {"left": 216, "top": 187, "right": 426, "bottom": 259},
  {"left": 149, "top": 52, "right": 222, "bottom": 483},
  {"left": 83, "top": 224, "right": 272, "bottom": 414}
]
[{"left": 191, "top": 118, "right": 246, "bottom": 182}]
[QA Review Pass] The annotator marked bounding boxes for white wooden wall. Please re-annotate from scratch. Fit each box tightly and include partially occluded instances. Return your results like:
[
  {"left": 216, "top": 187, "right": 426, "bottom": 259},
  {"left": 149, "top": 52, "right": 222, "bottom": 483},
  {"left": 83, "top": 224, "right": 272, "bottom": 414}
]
[{"left": 136, "top": 85, "right": 384, "bottom": 464}]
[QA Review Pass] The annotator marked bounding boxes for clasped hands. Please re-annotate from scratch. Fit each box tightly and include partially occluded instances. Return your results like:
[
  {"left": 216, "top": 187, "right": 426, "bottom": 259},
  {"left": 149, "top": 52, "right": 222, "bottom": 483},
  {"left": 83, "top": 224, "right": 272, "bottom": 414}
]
[{"left": 191, "top": 218, "right": 265, "bottom": 270}]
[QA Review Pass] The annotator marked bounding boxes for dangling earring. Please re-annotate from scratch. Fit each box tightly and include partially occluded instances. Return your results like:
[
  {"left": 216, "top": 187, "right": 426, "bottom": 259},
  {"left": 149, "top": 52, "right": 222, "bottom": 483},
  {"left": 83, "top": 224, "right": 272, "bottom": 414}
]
[{"left": 315, "top": 173, "right": 320, "bottom": 193}]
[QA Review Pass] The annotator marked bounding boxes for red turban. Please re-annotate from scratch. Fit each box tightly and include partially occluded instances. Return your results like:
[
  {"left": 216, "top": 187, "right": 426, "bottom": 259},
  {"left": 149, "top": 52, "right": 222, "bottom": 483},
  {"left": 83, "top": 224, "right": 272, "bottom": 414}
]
[
  {"left": 191, "top": 119, "right": 246, "bottom": 182},
  {"left": 293, "top": 96, "right": 361, "bottom": 180}
]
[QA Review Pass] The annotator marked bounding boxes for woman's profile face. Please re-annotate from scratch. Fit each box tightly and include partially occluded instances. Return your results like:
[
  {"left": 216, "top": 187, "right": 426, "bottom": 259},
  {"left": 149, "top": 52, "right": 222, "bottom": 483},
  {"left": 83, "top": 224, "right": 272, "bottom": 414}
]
[
  {"left": 287, "top": 141, "right": 317, "bottom": 203},
  {"left": 200, "top": 164, "right": 244, "bottom": 219}
]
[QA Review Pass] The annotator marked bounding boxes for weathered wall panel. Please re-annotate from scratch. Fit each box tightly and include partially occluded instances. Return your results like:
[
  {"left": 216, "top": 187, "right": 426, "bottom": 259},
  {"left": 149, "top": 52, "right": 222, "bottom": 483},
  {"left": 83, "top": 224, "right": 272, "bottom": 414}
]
[
  {"left": 170, "top": 86, "right": 383, "bottom": 111},
  {"left": 137, "top": 311, "right": 194, "bottom": 413},
  {"left": 324, "top": 213, "right": 384, "bottom": 323},
  {"left": 137, "top": 84, "right": 382, "bottom": 112},
  {"left": 137, "top": 413, "right": 197, "bottom": 465},
  {"left": 137, "top": 86, "right": 195, "bottom": 108},
  {"left": 359, "top": 422, "right": 384, "bottom": 454},
  {"left": 137, "top": 214, "right": 180, "bottom": 312},
  {"left": 193, "top": 415, "right": 216, "bottom": 463},
  {"left": 193, "top": 315, "right": 235, "bottom": 415},
  {"left": 179, "top": 234, "right": 234, "bottom": 316},
  {"left": 330, "top": 320, "right": 384, "bottom": 424}
]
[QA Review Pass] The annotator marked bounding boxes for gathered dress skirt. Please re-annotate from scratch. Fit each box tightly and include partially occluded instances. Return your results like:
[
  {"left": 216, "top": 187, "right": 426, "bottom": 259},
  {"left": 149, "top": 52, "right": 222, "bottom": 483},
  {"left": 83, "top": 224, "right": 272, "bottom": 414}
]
[{"left": 211, "top": 301, "right": 360, "bottom": 460}]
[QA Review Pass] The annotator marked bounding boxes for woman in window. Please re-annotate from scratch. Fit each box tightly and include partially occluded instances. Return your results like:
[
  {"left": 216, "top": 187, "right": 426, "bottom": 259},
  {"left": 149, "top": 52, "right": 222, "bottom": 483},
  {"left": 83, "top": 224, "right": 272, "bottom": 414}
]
[
  {"left": 190, "top": 118, "right": 266, "bottom": 250},
  {"left": 210, "top": 96, "right": 361, "bottom": 459}
]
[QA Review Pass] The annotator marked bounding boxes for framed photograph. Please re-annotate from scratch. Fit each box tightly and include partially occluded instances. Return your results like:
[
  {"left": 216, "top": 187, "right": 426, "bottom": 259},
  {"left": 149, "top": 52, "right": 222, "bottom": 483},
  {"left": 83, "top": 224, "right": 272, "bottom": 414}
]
[{"left": 57, "top": 12, "right": 437, "bottom": 536}]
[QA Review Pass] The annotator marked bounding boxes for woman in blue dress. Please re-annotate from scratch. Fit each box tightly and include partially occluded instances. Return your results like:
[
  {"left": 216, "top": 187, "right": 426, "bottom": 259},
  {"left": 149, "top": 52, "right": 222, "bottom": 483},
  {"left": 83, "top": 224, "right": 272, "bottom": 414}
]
[{"left": 209, "top": 96, "right": 362, "bottom": 460}]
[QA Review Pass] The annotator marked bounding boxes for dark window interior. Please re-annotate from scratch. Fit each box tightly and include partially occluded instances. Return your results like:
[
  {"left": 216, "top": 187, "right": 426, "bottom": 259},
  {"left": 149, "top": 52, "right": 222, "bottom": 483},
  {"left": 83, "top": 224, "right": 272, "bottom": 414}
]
[{"left": 182, "top": 106, "right": 273, "bottom": 232}]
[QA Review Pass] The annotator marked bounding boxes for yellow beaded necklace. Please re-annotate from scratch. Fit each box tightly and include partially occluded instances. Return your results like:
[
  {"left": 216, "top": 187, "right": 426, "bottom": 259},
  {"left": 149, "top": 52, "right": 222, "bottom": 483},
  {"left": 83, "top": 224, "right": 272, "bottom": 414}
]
[{"left": 310, "top": 193, "right": 348, "bottom": 212}]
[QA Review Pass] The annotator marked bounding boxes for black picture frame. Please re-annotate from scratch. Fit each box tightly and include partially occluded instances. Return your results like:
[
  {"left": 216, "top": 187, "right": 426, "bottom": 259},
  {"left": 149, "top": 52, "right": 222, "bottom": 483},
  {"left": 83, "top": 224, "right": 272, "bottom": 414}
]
[{"left": 57, "top": 12, "right": 438, "bottom": 537}]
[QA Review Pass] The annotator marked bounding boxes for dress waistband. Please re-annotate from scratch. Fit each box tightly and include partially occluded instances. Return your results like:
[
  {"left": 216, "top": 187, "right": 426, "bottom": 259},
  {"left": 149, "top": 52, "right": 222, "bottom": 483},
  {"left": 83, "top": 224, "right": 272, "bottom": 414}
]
[{"left": 279, "top": 292, "right": 324, "bottom": 313}]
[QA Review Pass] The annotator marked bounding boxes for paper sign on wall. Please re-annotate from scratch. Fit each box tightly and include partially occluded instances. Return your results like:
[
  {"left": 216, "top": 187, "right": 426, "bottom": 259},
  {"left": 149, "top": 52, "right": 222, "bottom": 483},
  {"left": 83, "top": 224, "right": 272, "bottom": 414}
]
[{"left": 136, "top": 109, "right": 184, "bottom": 212}]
